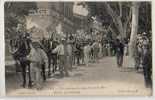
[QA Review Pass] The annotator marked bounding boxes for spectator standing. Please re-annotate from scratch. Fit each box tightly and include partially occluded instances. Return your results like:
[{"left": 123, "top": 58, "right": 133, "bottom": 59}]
[
  {"left": 52, "top": 39, "right": 69, "bottom": 77},
  {"left": 114, "top": 39, "right": 124, "bottom": 67},
  {"left": 84, "top": 41, "right": 91, "bottom": 66},
  {"left": 141, "top": 32, "right": 152, "bottom": 88}
]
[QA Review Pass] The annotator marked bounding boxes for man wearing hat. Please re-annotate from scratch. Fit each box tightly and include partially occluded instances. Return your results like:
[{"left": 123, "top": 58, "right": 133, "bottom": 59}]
[
  {"left": 135, "top": 33, "right": 143, "bottom": 71},
  {"left": 52, "top": 38, "right": 69, "bottom": 77},
  {"left": 114, "top": 38, "right": 124, "bottom": 67},
  {"left": 141, "top": 32, "right": 152, "bottom": 88}
]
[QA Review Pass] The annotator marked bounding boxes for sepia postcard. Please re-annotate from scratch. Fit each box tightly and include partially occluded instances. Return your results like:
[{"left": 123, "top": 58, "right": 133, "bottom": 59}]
[{"left": 1, "top": 0, "right": 153, "bottom": 96}]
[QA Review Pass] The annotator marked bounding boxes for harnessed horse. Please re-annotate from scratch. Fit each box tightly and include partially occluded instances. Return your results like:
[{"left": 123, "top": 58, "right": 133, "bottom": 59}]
[
  {"left": 41, "top": 38, "right": 58, "bottom": 76},
  {"left": 10, "top": 33, "right": 32, "bottom": 88}
]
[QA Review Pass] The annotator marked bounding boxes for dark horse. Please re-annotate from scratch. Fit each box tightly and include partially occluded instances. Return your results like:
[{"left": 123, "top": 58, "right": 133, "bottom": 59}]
[
  {"left": 40, "top": 38, "right": 51, "bottom": 78},
  {"left": 10, "top": 33, "right": 32, "bottom": 88},
  {"left": 41, "top": 38, "right": 58, "bottom": 77}
]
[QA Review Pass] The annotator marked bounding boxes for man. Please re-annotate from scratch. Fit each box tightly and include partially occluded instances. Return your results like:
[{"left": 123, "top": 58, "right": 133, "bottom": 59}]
[
  {"left": 114, "top": 39, "right": 124, "bottom": 67},
  {"left": 92, "top": 40, "right": 99, "bottom": 63},
  {"left": 75, "top": 40, "right": 82, "bottom": 65},
  {"left": 107, "top": 41, "right": 111, "bottom": 56},
  {"left": 52, "top": 38, "right": 69, "bottom": 77},
  {"left": 135, "top": 33, "right": 143, "bottom": 71},
  {"left": 98, "top": 41, "right": 103, "bottom": 58},
  {"left": 141, "top": 32, "right": 152, "bottom": 88},
  {"left": 72, "top": 41, "right": 77, "bottom": 66},
  {"left": 66, "top": 35, "right": 74, "bottom": 70},
  {"left": 84, "top": 41, "right": 91, "bottom": 66},
  {"left": 41, "top": 38, "right": 52, "bottom": 77},
  {"left": 50, "top": 39, "right": 58, "bottom": 75}
]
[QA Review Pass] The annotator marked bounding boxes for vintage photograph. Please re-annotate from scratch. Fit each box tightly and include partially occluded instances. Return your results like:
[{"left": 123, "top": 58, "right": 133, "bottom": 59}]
[{"left": 5, "top": 1, "right": 152, "bottom": 96}]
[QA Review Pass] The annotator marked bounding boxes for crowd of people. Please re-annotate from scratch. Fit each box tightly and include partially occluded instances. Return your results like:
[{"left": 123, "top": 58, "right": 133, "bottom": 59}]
[
  {"left": 8, "top": 24, "right": 152, "bottom": 89},
  {"left": 134, "top": 32, "right": 152, "bottom": 88}
]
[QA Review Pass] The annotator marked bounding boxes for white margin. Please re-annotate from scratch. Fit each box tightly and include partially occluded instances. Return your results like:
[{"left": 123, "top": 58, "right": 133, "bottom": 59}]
[
  {"left": 0, "top": 0, "right": 154, "bottom": 100},
  {"left": 0, "top": 0, "right": 5, "bottom": 97}
]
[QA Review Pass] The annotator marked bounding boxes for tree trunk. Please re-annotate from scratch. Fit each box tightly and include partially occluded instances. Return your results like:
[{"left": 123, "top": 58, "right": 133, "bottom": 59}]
[
  {"left": 128, "top": 2, "right": 139, "bottom": 68},
  {"left": 117, "top": 17, "right": 125, "bottom": 39},
  {"left": 104, "top": 3, "right": 127, "bottom": 39},
  {"left": 119, "top": 3, "right": 122, "bottom": 17}
]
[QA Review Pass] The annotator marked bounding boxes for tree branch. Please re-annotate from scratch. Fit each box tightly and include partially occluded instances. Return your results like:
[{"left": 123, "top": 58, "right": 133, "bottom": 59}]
[
  {"left": 119, "top": 3, "right": 122, "bottom": 18},
  {"left": 104, "top": 2, "right": 125, "bottom": 38},
  {"left": 104, "top": 3, "right": 120, "bottom": 30}
]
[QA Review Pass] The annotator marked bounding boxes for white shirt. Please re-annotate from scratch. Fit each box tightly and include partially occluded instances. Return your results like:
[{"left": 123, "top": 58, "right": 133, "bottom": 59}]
[{"left": 52, "top": 44, "right": 64, "bottom": 55}]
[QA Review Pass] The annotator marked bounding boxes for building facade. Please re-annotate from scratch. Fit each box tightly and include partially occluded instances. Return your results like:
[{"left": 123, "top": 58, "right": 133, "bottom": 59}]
[{"left": 27, "top": 2, "right": 76, "bottom": 40}]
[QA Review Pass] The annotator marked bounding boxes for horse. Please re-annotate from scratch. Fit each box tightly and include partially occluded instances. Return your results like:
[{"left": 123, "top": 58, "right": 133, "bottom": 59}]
[
  {"left": 10, "top": 33, "right": 32, "bottom": 88},
  {"left": 9, "top": 38, "right": 20, "bottom": 72},
  {"left": 40, "top": 38, "right": 51, "bottom": 76},
  {"left": 41, "top": 38, "right": 58, "bottom": 76}
]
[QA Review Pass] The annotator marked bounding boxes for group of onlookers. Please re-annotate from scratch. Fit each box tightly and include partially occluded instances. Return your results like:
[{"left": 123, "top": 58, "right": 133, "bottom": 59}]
[
  {"left": 9, "top": 27, "right": 152, "bottom": 89},
  {"left": 134, "top": 32, "right": 152, "bottom": 88}
]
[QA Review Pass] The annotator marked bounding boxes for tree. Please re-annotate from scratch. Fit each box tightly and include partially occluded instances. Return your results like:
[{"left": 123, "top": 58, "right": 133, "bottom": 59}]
[
  {"left": 104, "top": 2, "right": 132, "bottom": 39},
  {"left": 85, "top": 2, "right": 132, "bottom": 39},
  {"left": 128, "top": 2, "right": 140, "bottom": 67},
  {"left": 129, "top": 2, "right": 140, "bottom": 57},
  {"left": 85, "top": 2, "right": 151, "bottom": 68}
]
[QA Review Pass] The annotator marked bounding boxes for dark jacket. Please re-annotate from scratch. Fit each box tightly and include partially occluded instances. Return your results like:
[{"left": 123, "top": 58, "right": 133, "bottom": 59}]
[{"left": 114, "top": 42, "right": 124, "bottom": 55}]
